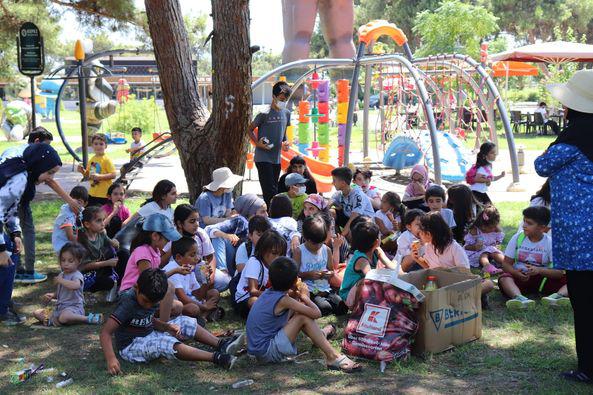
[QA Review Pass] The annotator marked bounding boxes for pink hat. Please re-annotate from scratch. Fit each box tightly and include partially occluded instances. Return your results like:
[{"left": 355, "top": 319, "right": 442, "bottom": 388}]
[{"left": 304, "top": 194, "right": 328, "bottom": 210}]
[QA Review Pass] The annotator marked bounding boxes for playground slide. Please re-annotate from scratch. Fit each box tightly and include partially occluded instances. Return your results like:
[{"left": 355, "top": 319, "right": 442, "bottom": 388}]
[
  {"left": 280, "top": 147, "right": 335, "bottom": 193},
  {"left": 418, "top": 130, "right": 472, "bottom": 183}
]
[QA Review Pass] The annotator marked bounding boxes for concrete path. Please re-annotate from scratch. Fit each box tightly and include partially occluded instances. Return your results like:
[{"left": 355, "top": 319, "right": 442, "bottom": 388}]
[{"left": 35, "top": 147, "right": 545, "bottom": 204}]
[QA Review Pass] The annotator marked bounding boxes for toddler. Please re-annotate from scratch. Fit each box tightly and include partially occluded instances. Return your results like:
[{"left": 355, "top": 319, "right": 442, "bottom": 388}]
[
  {"left": 33, "top": 243, "right": 103, "bottom": 326},
  {"left": 464, "top": 206, "right": 504, "bottom": 275}
]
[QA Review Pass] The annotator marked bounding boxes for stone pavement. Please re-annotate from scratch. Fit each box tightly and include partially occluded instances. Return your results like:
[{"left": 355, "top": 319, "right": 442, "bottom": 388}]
[{"left": 35, "top": 148, "right": 545, "bottom": 204}]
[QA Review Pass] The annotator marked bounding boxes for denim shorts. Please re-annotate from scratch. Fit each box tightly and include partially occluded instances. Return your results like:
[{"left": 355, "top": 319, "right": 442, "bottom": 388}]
[{"left": 257, "top": 328, "right": 297, "bottom": 363}]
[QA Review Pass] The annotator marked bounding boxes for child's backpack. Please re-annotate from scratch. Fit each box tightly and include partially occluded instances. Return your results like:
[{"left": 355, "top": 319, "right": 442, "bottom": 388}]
[
  {"left": 342, "top": 270, "right": 422, "bottom": 362},
  {"left": 465, "top": 164, "right": 478, "bottom": 185}
]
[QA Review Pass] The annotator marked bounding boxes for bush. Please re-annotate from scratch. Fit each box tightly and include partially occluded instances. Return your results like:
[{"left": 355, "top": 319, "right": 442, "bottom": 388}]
[
  {"left": 107, "top": 95, "right": 162, "bottom": 135},
  {"left": 506, "top": 87, "right": 540, "bottom": 103}
]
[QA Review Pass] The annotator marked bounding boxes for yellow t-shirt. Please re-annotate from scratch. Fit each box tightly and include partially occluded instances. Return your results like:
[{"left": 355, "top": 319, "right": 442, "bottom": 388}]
[{"left": 86, "top": 154, "right": 115, "bottom": 198}]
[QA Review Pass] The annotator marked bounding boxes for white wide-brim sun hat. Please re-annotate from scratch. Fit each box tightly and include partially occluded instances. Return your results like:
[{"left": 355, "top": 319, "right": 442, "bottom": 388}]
[
  {"left": 204, "top": 167, "right": 243, "bottom": 191},
  {"left": 547, "top": 69, "right": 593, "bottom": 114}
]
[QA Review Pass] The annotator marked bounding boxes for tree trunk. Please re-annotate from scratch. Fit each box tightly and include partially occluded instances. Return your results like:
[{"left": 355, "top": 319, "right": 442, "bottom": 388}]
[{"left": 144, "top": 0, "right": 252, "bottom": 201}]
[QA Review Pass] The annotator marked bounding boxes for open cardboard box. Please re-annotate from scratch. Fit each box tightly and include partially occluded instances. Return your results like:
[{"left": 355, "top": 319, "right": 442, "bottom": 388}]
[{"left": 399, "top": 268, "right": 482, "bottom": 354}]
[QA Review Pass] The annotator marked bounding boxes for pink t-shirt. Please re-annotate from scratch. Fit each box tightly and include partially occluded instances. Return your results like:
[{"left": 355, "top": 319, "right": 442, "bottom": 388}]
[
  {"left": 102, "top": 203, "right": 131, "bottom": 222},
  {"left": 423, "top": 240, "right": 470, "bottom": 269},
  {"left": 120, "top": 245, "right": 161, "bottom": 291}
]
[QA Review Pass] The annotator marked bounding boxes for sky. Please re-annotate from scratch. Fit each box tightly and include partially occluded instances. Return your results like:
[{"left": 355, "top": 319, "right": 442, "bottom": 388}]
[{"left": 59, "top": 0, "right": 285, "bottom": 54}]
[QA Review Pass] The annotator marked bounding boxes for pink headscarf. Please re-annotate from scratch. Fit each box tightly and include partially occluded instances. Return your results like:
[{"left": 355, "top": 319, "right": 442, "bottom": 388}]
[
  {"left": 304, "top": 194, "right": 328, "bottom": 211},
  {"left": 405, "top": 164, "right": 430, "bottom": 197}
]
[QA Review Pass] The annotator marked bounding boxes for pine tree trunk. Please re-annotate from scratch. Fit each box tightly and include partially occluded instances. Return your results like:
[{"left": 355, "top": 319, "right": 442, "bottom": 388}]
[{"left": 144, "top": 0, "right": 252, "bottom": 201}]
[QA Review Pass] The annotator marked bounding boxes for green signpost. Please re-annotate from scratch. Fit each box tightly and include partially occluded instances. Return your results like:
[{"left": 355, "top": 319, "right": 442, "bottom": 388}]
[{"left": 16, "top": 22, "right": 45, "bottom": 129}]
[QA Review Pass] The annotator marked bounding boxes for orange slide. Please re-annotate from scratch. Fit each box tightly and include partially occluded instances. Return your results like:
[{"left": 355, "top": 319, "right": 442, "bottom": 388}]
[{"left": 280, "top": 147, "right": 335, "bottom": 193}]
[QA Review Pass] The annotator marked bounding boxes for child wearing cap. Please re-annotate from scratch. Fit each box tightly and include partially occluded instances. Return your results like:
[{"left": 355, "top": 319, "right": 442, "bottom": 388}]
[
  {"left": 280, "top": 172, "right": 309, "bottom": 220},
  {"left": 278, "top": 156, "right": 318, "bottom": 195},
  {"left": 195, "top": 167, "right": 243, "bottom": 228}
]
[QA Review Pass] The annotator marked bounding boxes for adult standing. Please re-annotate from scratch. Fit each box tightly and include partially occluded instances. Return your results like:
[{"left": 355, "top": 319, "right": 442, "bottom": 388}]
[
  {"left": 0, "top": 143, "right": 62, "bottom": 325},
  {"left": 248, "top": 81, "right": 292, "bottom": 205},
  {"left": 534, "top": 70, "right": 593, "bottom": 384}
]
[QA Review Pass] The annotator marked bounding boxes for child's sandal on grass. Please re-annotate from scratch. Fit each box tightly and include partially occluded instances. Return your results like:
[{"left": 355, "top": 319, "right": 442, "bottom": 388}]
[
  {"left": 88, "top": 313, "right": 103, "bottom": 324},
  {"left": 483, "top": 264, "right": 502, "bottom": 275},
  {"left": 327, "top": 355, "right": 362, "bottom": 373}
]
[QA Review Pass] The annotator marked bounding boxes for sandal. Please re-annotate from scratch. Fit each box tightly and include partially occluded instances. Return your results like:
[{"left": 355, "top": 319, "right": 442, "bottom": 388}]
[
  {"left": 483, "top": 264, "right": 502, "bottom": 275},
  {"left": 561, "top": 370, "right": 592, "bottom": 383},
  {"left": 207, "top": 307, "right": 225, "bottom": 322},
  {"left": 87, "top": 313, "right": 103, "bottom": 325},
  {"left": 327, "top": 355, "right": 362, "bottom": 373},
  {"left": 323, "top": 324, "right": 337, "bottom": 340}
]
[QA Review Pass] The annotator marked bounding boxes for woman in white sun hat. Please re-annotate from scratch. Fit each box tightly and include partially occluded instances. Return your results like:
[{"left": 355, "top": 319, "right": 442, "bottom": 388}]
[
  {"left": 195, "top": 167, "right": 243, "bottom": 228},
  {"left": 535, "top": 69, "right": 593, "bottom": 384}
]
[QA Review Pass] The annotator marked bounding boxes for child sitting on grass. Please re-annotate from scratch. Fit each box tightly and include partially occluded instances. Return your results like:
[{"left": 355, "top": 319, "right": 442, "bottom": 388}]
[
  {"left": 100, "top": 269, "right": 244, "bottom": 374},
  {"left": 414, "top": 212, "right": 494, "bottom": 304},
  {"left": 246, "top": 256, "right": 361, "bottom": 372},
  {"left": 235, "top": 215, "right": 271, "bottom": 274},
  {"left": 396, "top": 209, "right": 425, "bottom": 272},
  {"left": 353, "top": 168, "right": 381, "bottom": 210},
  {"left": 102, "top": 182, "right": 130, "bottom": 238},
  {"left": 403, "top": 164, "right": 429, "bottom": 211},
  {"left": 77, "top": 133, "right": 116, "bottom": 207},
  {"left": 34, "top": 243, "right": 103, "bottom": 326},
  {"left": 500, "top": 206, "right": 569, "bottom": 309},
  {"left": 268, "top": 194, "right": 301, "bottom": 254},
  {"left": 52, "top": 186, "right": 88, "bottom": 253},
  {"left": 163, "top": 237, "right": 222, "bottom": 323},
  {"left": 293, "top": 216, "right": 346, "bottom": 316},
  {"left": 464, "top": 205, "right": 504, "bottom": 275},
  {"left": 375, "top": 191, "right": 405, "bottom": 255},
  {"left": 280, "top": 172, "right": 309, "bottom": 220},
  {"left": 425, "top": 185, "right": 456, "bottom": 229},
  {"left": 331, "top": 166, "right": 375, "bottom": 239},
  {"left": 232, "top": 230, "right": 286, "bottom": 319}
]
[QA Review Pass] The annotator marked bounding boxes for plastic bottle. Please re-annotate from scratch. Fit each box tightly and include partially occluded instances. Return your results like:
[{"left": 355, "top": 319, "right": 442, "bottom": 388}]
[
  {"left": 231, "top": 379, "right": 254, "bottom": 389},
  {"left": 424, "top": 275, "right": 438, "bottom": 292},
  {"left": 55, "top": 378, "right": 73, "bottom": 388}
]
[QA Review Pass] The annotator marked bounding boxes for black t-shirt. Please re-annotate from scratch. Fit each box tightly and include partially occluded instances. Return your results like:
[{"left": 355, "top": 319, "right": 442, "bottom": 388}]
[{"left": 111, "top": 289, "right": 157, "bottom": 350}]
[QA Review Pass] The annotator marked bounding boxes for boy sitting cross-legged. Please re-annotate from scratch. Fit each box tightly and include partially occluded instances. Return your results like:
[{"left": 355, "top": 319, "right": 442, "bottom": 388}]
[
  {"left": 163, "top": 236, "right": 222, "bottom": 322},
  {"left": 500, "top": 206, "right": 569, "bottom": 309},
  {"left": 246, "top": 256, "right": 361, "bottom": 373},
  {"left": 100, "top": 269, "right": 244, "bottom": 375}
]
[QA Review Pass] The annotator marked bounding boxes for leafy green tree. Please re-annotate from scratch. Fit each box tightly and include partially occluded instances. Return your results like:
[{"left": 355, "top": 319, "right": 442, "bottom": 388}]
[
  {"left": 413, "top": 0, "right": 499, "bottom": 58},
  {"left": 251, "top": 48, "right": 282, "bottom": 77}
]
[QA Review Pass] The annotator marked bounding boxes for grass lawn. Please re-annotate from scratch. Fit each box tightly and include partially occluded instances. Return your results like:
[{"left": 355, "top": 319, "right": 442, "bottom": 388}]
[{"left": 0, "top": 197, "right": 589, "bottom": 394}]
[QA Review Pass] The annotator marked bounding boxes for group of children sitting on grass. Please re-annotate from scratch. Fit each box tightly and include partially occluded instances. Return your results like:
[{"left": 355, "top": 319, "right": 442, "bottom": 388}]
[{"left": 10, "top": 130, "right": 567, "bottom": 374}]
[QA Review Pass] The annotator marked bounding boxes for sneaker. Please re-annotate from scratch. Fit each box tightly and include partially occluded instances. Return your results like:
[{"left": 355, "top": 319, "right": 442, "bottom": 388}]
[
  {"left": 541, "top": 293, "right": 571, "bottom": 307},
  {"left": 218, "top": 332, "right": 246, "bottom": 356},
  {"left": 14, "top": 271, "right": 47, "bottom": 284},
  {"left": 105, "top": 283, "right": 119, "bottom": 303},
  {"left": 506, "top": 295, "right": 535, "bottom": 310},
  {"left": 0, "top": 310, "right": 25, "bottom": 326},
  {"left": 213, "top": 352, "right": 237, "bottom": 370}
]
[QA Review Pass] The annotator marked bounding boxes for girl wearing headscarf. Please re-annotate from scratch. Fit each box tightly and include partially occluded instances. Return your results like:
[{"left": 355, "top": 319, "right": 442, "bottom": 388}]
[
  {"left": 403, "top": 164, "right": 430, "bottom": 211},
  {"left": 0, "top": 143, "right": 62, "bottom": 325},
  {"left": 535, "top": 70, "right": 593, "bottom": 384},
  {"left": 204, "top": 194, "right": 268, "bottom": 291}
]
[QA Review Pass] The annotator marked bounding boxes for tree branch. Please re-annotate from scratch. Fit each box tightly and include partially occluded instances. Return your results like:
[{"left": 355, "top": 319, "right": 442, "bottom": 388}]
[{"left": 49, "top": 0, "right": 140, "bottom": 26}]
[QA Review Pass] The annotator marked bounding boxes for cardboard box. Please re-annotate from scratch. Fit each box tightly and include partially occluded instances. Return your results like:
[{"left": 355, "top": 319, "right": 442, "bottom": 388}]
[{"left": 399, "top": 269, "right": 482, "bottom": 354}]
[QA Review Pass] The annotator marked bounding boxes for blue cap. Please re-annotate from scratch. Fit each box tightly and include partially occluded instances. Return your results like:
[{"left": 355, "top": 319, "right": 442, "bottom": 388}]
[
  {"left": 142, "top": 213, "right": 181, "bottom": 242},
  {"left": 285, "top": 172, "right": 308, "bottom": 187}
]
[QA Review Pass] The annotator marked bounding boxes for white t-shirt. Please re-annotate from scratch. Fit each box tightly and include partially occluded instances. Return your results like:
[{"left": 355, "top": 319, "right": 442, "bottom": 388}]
[
  {"left": 235, "top": 242, "right": 254, "bottom": 268},
  {"left": 395, "top": 230, "right": 417, "bottom": 264},
  {"left": 439, "top": 208, "right": 456, "bottom": 229},
  {"left": 504, "top": 232, "right": 552, "bottom": 268},
  {"left": 269, "top": 217, "right": 300, "bottom": 254},
  {"left": 234, "top": 256, "right": 268, "bottom": 303},
  {"left": 137, "top": 201, "right": 173, "bottom": 221},
  {"left": 163, "top": 260, "right": 200, "bottom": 297},
  {"left": 163, "top": 228, "right": 215, "bottom": 259},
  {"left": 535, "top": 107, "right": 548, "bottom": 123},
  {"left": 470, "top": 166, "right": 492, "bottom": 194}
]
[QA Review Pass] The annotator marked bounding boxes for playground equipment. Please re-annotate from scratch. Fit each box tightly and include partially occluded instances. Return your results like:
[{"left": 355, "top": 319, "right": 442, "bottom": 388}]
[
  {"left": 0, "top": 100, "right": 31, "bottom": 141},
  {"left": 252, "top": 20, "right": 521, "bottom": 189}
]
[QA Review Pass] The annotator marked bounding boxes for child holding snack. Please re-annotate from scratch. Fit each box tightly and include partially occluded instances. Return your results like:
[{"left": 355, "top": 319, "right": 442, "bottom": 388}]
[{"left": 33, "top": 243, "right": 103, "bottom": 326}]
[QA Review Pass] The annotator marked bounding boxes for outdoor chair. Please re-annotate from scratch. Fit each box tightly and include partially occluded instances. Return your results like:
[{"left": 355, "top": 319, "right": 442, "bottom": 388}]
[
  {"left": 527, "top": 112, "right": 547, "bottom": 134},
  {"left": 510, "top": 110, "right": 527, "bottom": 133}
]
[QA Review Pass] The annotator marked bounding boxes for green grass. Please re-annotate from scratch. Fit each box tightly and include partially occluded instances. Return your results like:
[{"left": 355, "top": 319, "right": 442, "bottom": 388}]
[{"left": 0, "top": 198, "right": 589, "bottom": 394}]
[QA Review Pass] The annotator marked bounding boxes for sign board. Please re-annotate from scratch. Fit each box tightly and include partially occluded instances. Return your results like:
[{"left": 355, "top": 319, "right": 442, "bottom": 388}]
[{"left": 17, "top": 22, "right": 44, "bottom": 76}]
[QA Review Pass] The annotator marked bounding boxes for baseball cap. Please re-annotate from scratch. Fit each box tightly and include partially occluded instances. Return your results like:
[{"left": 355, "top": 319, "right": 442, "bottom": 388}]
[
  {"left": 142, "top": 213, "right": 182, "bottom": 242},
  {"left": 285, "top": 172, "right": 308, "bottom": 187}
]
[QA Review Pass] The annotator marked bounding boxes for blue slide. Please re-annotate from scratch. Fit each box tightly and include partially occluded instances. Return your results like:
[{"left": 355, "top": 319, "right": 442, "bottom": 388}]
[{"left": 418, "top": 130, "right": 471, "bottom": 182}]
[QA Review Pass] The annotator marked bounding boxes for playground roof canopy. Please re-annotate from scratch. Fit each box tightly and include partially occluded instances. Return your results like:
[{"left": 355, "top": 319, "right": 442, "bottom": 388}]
[
  {"left": 490, "top": 61, "right": 539, "bottom": 77},
  {"left": 490, "top": 41, "right": 593, "bottom": 63}
]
